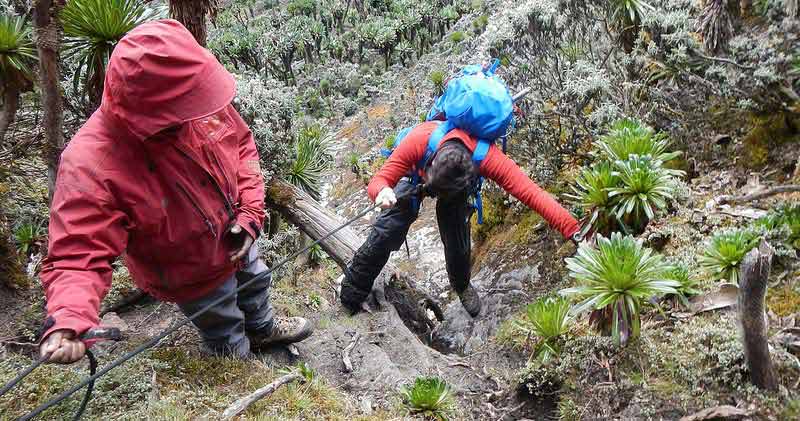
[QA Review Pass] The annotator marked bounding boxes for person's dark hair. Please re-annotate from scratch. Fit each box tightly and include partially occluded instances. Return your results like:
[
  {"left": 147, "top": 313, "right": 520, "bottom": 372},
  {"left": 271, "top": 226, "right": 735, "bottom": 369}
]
[{"left": 424, "top": 140, "right": 478, "bottom": 199}]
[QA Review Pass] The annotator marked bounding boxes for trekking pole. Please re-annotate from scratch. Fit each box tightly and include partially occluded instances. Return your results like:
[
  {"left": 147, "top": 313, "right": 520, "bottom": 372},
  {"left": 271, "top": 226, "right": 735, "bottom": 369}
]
[{"left": 15, "top": 199, "right": 388, "bottom": 421}]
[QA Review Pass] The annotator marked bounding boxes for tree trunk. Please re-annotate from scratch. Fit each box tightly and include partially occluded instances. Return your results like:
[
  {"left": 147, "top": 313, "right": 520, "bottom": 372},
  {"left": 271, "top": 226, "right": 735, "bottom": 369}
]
[
  {"left": 169, "top": 0, "right": 218, "bottom": 47},
  {"left": 0, "top": 84, "right": 20, "bottom": 144},
  {"left": 738, "top": 240, "right": 778, "bottom": 391},
  {"left": 33, "top": 0, "right": 66, "bottom": 202},
  {"left": 265, "top": 178, "right": 361, "bottom": 271}
]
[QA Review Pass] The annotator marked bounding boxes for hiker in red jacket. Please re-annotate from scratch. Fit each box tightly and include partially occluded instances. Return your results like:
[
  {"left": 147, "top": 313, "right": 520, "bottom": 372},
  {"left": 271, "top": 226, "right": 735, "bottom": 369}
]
[
  {"left": 340, "top": 121, "right": 581, "bottom": 317},
  {"left": 38, "top": 20, "right": 312, "bottom": 364}
]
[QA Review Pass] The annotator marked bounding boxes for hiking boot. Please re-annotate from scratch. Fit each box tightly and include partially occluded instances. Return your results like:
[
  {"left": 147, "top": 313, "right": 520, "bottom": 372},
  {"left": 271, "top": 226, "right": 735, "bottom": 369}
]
[
  {"left": 458, "top": 284, "right": 482, "bottom": 317},
  {"left": 250, "top": 316, "right": 313, "bottom": 348}
]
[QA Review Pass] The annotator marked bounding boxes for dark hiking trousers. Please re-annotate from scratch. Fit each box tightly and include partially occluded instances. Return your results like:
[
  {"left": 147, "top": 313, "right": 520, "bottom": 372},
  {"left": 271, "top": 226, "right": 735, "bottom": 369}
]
[
  {"left": 177, "top": 245, "right": 275, "bottom": 358},
  {"left": 341, "top": 178, "right": 473, "bottom": 311}
]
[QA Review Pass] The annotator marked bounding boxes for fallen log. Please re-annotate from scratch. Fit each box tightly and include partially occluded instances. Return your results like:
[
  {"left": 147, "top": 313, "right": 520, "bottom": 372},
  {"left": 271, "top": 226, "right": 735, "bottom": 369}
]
[
  {"left": 738, "top": 240, "right": 778, "bottom": 391},
  {"left": 221, "top": 372, "right": 303, "bottom": 419},
  {"left": 266, "top": 178, "right": 362, "bottom": 271},
  {"left": 717, "top": 185, "right": 800, "bottom": 205}
]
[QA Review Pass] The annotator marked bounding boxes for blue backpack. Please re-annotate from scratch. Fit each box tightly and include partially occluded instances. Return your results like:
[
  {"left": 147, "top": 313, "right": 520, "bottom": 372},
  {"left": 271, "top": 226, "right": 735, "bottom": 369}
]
[{"left": 381, "top": 59, "right": 515, "bottom": 224}]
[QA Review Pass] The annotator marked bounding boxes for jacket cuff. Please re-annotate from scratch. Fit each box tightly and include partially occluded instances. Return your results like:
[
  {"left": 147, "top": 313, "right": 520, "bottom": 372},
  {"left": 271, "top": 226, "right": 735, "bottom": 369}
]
[
  {"left": 39, "top": 310, "right": 96, "bottom": 344},
  {"left": 236, "top": 213, "right": 262, "bottom": 240}
]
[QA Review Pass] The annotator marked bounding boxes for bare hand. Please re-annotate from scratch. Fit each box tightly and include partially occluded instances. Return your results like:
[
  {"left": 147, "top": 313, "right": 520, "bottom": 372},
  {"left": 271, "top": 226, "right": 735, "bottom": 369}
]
[
  {"left": 375, "top": 187, "right": 397, "bottom": 209},
  {"left": 40, "top": 329, "right": 85, "bottom": 364},
  {"left": 228, "top": 224, "right": 254, "bottom": 262}
]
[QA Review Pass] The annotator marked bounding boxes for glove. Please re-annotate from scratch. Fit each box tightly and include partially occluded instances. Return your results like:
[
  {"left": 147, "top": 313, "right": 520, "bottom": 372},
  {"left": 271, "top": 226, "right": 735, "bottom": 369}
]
[{"left": 375, "top": 187, "right": 397, "bottom": 209}]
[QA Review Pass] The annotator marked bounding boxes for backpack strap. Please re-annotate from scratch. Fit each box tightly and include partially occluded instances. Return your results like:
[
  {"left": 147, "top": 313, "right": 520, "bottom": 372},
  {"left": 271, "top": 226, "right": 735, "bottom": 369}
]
[{"left": 470, "top": 138, "right": 492, "bottom": 225}]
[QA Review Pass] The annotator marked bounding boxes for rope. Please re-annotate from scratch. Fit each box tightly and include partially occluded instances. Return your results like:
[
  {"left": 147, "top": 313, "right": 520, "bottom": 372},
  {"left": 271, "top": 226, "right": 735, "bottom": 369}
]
[{"left": 17, "top": 201, "right": 382, "bottom": 421}]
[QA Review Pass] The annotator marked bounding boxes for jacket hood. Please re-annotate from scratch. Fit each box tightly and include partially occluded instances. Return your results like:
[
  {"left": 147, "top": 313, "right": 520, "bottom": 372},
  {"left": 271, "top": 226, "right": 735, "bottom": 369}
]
[{"left": 101, "top": 19, "right": 235, "bottom": 141}]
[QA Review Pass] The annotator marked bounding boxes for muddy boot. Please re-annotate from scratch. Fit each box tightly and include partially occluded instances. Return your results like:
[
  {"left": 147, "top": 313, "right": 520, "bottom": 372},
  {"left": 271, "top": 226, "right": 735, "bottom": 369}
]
[
  {"left": 457, "top": 284, "right": 482, "bottom": 317},
  {"left": 250, "top": 316, "right": 313, "bottom": 348}
]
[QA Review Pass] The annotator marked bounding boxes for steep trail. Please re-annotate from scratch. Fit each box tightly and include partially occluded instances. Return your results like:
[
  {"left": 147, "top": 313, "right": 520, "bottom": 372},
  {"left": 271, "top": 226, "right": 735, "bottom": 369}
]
[{"left": 293, "top": 4, "right": 569, "bottom": 417}]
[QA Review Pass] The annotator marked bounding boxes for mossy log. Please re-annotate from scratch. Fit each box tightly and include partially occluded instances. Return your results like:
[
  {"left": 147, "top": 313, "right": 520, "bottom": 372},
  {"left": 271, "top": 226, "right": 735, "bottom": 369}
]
[
  {"left": 737, "top": 240, "right": 778, "bottom": 391},
  {"left": 265, "top": 178, "right": 362, "bottom": 271}
]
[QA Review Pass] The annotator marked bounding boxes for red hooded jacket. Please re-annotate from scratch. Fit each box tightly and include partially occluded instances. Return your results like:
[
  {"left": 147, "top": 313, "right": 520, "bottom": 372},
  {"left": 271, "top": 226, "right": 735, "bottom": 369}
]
[
  {"left": 39, "top": 20, "right": 265, "bottom": 339},
  {"left": 368, "top": 122, "right": 579, "bottom": 239}
]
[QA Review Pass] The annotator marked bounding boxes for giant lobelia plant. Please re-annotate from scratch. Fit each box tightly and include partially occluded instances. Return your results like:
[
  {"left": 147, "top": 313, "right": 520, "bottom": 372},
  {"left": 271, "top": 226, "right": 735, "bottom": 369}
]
[{"left": 561, "top": 233, "right": 678, "bottom": 346}]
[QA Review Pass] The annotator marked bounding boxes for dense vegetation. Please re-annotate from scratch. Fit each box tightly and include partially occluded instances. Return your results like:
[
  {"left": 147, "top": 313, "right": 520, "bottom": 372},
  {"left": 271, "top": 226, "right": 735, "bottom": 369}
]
[{"left": 0, "top": 0, "right": 798, "bottom": 419}]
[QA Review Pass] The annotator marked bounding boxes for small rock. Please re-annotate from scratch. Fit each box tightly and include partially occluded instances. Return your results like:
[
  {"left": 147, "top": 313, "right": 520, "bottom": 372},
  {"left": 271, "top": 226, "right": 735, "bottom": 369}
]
[{"left": 100, "top": 312, "right": 129, "bottom": 333}]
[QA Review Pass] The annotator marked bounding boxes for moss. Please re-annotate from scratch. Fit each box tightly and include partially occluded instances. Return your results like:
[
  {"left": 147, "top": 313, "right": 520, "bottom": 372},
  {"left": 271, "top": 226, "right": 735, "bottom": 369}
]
[
  {"left": 510, "top": 211, "right": 544, "bottom": 245},
  {"left": 493, "top": 312, "right": 530, "bottom": 351},
  {"left": 767, "top": 284, "right": 800, "bottom": 317},
  {"left": 470, "top": 191, "right": 508, "bottom": 243},
  {"left": 741, "top": 112, "right": 800, "bottom": 168},
  {"left": 265, "top": 180, "right": 296, "bottom": 207}
]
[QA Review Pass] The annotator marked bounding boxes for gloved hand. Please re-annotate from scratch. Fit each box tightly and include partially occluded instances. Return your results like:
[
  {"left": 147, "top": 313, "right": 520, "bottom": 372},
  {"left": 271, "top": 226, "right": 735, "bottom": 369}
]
[
  {"left": 40, "top": 329, "right": 85, "bottom": 364},
  {"left": 228, "top": 224, "right": 254, "bottom": 262},
  {"left": 375, "top": 187, "right": 397, "bottom": 209}
]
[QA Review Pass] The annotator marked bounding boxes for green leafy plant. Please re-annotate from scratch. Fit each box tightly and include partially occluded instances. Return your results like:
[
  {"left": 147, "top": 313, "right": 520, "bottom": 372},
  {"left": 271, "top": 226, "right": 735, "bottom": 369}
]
[
  {"left": 663, "top": 263, "right": 701, "bottom": 308},
  {"left": 308, "top": 243, "right": 326, "bottom": 265},
  {"left": 561, "top": 233, "right": 678, "bottom": 346},
  {"left": 429, "top": 70, "right": 446, "bottom": 96},
  {"left": 755, "top": 204, "right": 800, "bottom": 249},
  {"left": 60, "top": 0, "right": 161, "bottom": 106},
  {"left": 698, "top": 229, "right": 760, "bottom": 284},
  {"left": 0, "top": 14, "right": 37, "bottom": 140},
  {"left": 515, "top": 296, "right": 573, "bottom": 363},
  {"left": 594, "top": 119, "right": 681, "bottom": 164},
  {"left": 400, "top": 376, "right": 455, "bottom": 420},
  {"left": 14, "top": 219, "right": 45, "bottom": 256},
  {"left": 449, "top": 31, "right": 465, "bottom": 44},
  {"left": 567, "top": 161, "right": 620, "bottom": 236},
  {"left": 346, "top": 151, "right": 361, "bottom": 175},
  {"left": 609, "top": 0, "right": 653, "bottom": 25},
  {"left": 609, "top": 155, "right": 679, "bottom": 233},
  {"left": 286, "top": 126, "right": 333, "bottom": 200}
]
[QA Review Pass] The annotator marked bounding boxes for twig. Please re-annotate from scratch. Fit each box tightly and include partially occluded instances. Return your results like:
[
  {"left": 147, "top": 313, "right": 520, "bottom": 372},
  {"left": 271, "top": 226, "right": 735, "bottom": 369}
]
[
  {"left": 221, "top": 372, "right": 303, "bottom": 419},
  {"left": 341, "top": 332, "right": 361, "bottom": 373},
  {"left": 0, "top": 341, "right": 38, "bottom": 348},
  {"left": 717, "top": 185, "right": 800, "bottom": 205},
  {"left": 695, "top": 52, "right": 755, "bottom": 70}
]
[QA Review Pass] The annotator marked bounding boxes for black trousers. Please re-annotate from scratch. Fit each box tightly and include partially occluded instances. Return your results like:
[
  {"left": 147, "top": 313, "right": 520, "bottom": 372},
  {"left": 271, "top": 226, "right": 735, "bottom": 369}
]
[{"left": 341, "top": 178, "right": 473, "bottom": 310}]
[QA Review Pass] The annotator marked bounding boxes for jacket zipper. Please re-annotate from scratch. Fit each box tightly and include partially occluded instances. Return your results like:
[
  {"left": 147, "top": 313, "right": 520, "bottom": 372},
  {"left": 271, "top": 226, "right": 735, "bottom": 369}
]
[
  {"left": 176, "top": 182, "right": 217, "bottom": 238},
  {"left": 173, "top": 145, "right": 236, "bottom": 223}
]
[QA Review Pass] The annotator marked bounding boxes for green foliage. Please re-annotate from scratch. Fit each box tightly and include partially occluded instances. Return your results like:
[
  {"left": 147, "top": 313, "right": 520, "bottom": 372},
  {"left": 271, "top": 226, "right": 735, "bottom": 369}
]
[
  {"left": 14, "top": 219, "right": 44, "bottom": 256},
  {"left": 472, "top": 14, "right": 488, "bottom": 34},
  {"left": 308, "top": 243, "right": 326, "bottom": 264},
  {"left": 567, "top": 161, "right": 620, "bottom": 236},
  {"left": 319, "top": 78, "right": 332, "bottom": 96},
  {"left": 698, "top": 229, "right": 760, "bottom": 284},
  {"left": 609, "top": 155, "right": 677, "bottom": 232},
  {"left": 61, "top": 0, "right": 161, "bottom": 101},
  {"left": 570, "top": 119, "right": 683, "bottom": 236},
  {"left": 449, "top": 31, "right": 465, "bottom": 44},
  {"left": 287, "top": 0, "right": 317, "bottom": 16},
  {"left": 429, "top": 69, "right": 446, "bottom": 96},
  {"left": 594, "top": 119, "right": 681, "bottom": 164},
  {"left": 663, "top": 263, "right": 701, "bottom": 308},
  {"left": 287, "top": 125, "right": 333, "bottom": 200},
  {"left": 562, "top": 233, "right": 678, "bottom": 346},
  {"left": 609, "top": 0, "right": 652, "bottom": 25},
  {"left": 516, "top": 296, "right": 573, "bottom": 363},
  {"left": 0, "top": 14, "right": 36, "bottom": 81},
  {"left": 400, "top": 376, "right": 455, "bottom": 420},
  {"left": 755, "top": 204, "right": 800, "bottom": 249}
]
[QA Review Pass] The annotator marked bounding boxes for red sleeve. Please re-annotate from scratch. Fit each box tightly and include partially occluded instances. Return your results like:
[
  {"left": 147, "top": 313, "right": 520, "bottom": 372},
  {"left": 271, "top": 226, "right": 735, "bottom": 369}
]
[
  {"left": 367, "top": 129, "right": 427, "bottom": 201},
  {"left": 231, "top": 108, "right": 266, "bottom": 240},
  {"left": 39, "top": 165, "right": 129, "bottom": 341},
  {"left": 480, "top": 146, "right": 579, "bottom": 239}
]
